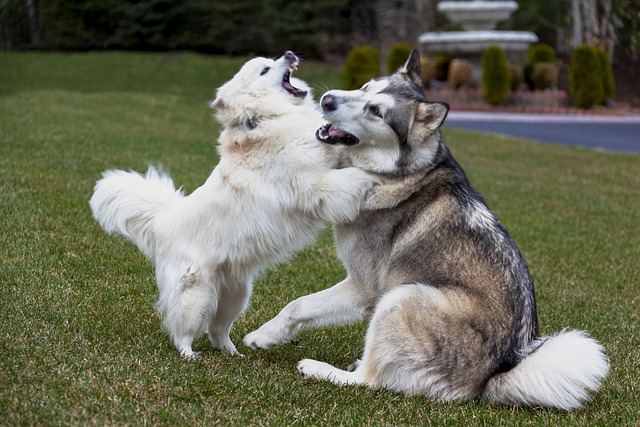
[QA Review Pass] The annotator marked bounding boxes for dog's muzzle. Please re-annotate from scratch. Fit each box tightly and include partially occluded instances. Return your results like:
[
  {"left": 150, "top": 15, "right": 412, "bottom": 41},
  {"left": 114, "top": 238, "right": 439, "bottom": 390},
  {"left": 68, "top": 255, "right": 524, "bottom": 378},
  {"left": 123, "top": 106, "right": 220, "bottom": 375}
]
[
  {"left": 316, "top": 93, "right": 360, "bottom": 145},
  {"left": 281, "top": 51, "right": 307, "bottom": 98}
]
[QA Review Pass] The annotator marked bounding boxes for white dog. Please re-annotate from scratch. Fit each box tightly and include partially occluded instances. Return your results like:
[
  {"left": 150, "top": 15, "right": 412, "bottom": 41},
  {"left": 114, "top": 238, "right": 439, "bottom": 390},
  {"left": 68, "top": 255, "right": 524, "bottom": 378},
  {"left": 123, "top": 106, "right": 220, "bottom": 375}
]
[{"left": 90, "top": 51, "right": 376, "bottom": 358}]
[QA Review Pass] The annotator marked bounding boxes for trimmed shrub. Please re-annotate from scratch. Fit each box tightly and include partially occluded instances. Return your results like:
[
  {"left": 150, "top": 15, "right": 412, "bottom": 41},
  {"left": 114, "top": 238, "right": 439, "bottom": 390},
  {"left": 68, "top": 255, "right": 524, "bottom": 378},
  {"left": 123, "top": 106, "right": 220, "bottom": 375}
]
[
  {"left": 527, "top": 43, "right": 555, "bottom": 65},
  {"left": 531, "top": 62, "right": 558, "bottom": 90},
  {"left": 386, "top": 43, "right": 412, "bottom": 74},
  {"left": 420, "top": 57, "right": 436, "bottom": 88},
  {"left": 508, "top": 64, "right": 524, "bottom": 91},
  {"left": 434, "top": 54, "right": 453, "bottom": 81},
  {"left": 343, "top": 45, "right": 380, "bottom": 90},
  {"left": 449, "top": 59, "right": 473, "bottom": 89},
  {"left": 570, "top": 45, "right": 604, "bottom": 109},
  {"left": 525, "top": 43, "right": 555, "bottom": 90},
  {"left": 482, "top": 45, "right": 511, "bottom": 106},
  {"left": 595, "top": 47, "right": 615, "bottom": 104}
]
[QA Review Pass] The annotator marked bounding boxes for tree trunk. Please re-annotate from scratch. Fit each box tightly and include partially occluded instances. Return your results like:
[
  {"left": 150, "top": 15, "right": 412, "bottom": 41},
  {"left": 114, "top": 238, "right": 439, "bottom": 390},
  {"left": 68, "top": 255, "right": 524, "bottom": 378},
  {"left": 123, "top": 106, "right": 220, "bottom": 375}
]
[
  {"left": 582, "top": 0, "right": 598, "bottom": 45},
  {"left": 599, "top": 0, "right": 615, "bottom": 60},
  {"left": 572, "top": 0, "right": 583, "bottom": 48},
  {"left": 571, "top": 0, "right": 616, "bottom": 59},
  {"left": 24, "top": 0, "right": 40, "bottom": 45},
  {"left": 375, "top": 0, "right": 436, "bottom": 70}
]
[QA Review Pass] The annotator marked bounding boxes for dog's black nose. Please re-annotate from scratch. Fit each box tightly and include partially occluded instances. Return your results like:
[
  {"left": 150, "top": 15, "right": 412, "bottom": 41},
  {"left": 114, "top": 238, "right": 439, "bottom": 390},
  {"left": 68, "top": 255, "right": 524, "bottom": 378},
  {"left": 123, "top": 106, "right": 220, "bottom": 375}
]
[
  {"left": 284, "top": 50, "right": 298, "bottom": 63},
  {"left": 321, "top": 95, "right": 337, "bottom": 112}
]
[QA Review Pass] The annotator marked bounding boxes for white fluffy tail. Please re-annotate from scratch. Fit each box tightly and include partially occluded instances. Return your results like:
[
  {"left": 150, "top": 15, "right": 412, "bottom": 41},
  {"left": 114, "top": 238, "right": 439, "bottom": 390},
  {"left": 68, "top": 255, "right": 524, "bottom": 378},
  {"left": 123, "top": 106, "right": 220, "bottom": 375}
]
[
  {"left": 89, "top": 167, "right": 183, "bottom": 258},
  {"left": 483, "top": 330, "right": 609, "bottom": 411}
]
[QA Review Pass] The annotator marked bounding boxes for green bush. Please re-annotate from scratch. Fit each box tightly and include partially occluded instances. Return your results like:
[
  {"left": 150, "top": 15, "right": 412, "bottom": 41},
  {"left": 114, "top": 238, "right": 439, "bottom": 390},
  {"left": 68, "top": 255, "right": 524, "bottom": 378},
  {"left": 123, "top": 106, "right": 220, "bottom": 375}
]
[
  {"left": 527, "top": 43, "right": 555, "bottom": 64},
  {"left": 531, "top": 62, "right": 558, "bottom": 90},
  {"left": 449, "top": 59, "right": 473, "bottom": 90},
  {"left": 386, "top": 43, "right": 412, "bottom": 74},
  {"left": 525, "top": 43, "right": 555, "bottom": 90},
  {"left": 343, "top": 45, "right": 380, "bottom": 90},
  {"left": 434, "top": 54, "right": 453, "bottom": 81},
  {"left": 481, "top": 45, "right": 511, "bottom": 106},
  {"left": 570, "top": 45, "right": 604, "bottom": 109},
  {"left": 508, "top": 63, "right": 523, "bottom": 91},
  {"left": 595, "top": 47, "right": 615, "bottom": 104},
  {"left": 420, "top": 57, "right": 436, "bottom": 88}
]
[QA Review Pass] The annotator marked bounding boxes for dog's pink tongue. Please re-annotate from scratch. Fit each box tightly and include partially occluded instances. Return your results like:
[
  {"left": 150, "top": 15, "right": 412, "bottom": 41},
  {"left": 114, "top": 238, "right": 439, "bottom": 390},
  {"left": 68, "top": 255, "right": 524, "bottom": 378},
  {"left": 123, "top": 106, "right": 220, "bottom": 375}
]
[{"left": 328, "top": 126, "right": 346, "bottom": 138}]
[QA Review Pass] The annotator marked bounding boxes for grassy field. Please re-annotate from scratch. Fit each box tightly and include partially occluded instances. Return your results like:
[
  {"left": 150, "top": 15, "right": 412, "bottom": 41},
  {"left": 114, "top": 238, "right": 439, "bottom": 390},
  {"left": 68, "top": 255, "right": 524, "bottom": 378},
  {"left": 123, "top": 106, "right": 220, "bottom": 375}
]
[{"left": 1, "top": 51, "right": 638, "bottom": 426}]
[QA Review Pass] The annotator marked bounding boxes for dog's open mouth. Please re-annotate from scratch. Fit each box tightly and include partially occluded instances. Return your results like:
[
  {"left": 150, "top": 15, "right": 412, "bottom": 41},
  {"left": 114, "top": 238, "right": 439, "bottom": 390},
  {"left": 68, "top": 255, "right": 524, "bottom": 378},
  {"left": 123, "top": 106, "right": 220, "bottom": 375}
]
[
  {"left": 282, "top": 63, "right": 307, "bottom": 98},
  {"left": 316, "top": 124, "right": 360, "bottom": 145}
]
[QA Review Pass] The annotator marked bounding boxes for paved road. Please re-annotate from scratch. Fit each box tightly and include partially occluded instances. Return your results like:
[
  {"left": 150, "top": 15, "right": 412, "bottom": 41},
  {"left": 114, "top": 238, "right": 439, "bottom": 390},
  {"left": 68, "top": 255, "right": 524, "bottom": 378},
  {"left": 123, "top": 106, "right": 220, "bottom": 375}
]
[{"left": 444, "top": 112, "right": 640, "bottom": 154}]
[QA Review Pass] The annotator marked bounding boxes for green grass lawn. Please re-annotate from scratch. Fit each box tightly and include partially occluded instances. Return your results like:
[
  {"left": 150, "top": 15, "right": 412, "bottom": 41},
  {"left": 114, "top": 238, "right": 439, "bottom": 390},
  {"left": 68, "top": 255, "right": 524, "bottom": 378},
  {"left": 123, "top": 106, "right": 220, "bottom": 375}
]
[{"left": 1, "top": 51, "right": 638, "bottom": 426}]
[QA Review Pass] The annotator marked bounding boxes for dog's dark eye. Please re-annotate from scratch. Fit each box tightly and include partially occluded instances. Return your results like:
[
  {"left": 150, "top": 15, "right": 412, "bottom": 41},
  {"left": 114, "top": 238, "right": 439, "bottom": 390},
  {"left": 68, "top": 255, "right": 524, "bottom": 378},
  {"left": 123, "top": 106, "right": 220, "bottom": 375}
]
[
  {"left": 368, "top": 105, "right": 382, "bottom": 118},
  {"left": 260, "top": 67, "right": 270, "bottom": 76}
]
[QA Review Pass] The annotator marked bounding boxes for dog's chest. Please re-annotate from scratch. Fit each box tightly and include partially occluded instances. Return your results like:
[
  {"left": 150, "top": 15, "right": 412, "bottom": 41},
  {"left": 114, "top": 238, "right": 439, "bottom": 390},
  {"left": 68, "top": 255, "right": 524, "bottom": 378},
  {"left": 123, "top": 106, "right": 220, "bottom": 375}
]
[{"left": 334, "top": 211, "right": 400, "bottom": 288}]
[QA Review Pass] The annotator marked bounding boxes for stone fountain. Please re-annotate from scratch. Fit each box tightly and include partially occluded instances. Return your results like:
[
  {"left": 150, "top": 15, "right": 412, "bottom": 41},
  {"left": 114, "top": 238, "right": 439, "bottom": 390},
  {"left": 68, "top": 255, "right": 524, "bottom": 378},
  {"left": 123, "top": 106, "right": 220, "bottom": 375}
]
[{"left": 419, "top": 0, "right": 538, "bottom": 67}]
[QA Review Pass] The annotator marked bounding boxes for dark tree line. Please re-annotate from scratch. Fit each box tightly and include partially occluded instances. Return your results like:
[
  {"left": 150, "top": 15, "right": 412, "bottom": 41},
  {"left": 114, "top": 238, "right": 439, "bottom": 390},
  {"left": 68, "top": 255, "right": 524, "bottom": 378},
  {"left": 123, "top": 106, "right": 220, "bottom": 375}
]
[
  {"left": 0, "top": 0, "right": 376, "bottom": 57},
  {"left": 2, "top": 0, "right": 639, "bottom": 61}
]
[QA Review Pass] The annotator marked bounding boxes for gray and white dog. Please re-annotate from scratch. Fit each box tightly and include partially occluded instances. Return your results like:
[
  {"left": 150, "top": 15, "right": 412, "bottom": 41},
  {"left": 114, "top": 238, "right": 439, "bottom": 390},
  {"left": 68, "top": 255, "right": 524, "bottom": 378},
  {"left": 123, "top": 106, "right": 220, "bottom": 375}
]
[{"left": 244, "top": 50, "right": 609, "bottom": 410}]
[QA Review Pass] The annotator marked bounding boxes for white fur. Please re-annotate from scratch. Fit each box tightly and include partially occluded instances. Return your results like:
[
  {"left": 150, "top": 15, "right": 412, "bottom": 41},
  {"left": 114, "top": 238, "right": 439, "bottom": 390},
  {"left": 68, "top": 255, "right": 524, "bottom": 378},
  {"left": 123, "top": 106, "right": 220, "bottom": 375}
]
[
  {"left": 90, "top": 53, "right": 376, "bottom": 357},
  {"left": 483, "top": 330, "right": 610, "bottom": 410},
  {"left": 297, "top": 358, "right": 364, "bottom": 385},
  {"left": 321, "top": 82, "right": 406, "bottom": 175},
  {"left": 466, "top": 199, "right": 497, "bottom": 231}
]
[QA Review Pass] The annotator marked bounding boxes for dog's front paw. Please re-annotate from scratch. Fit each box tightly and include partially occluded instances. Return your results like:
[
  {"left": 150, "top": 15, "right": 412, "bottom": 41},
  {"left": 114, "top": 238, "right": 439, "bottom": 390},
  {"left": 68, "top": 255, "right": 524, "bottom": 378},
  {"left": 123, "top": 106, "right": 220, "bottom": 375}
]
[
  {"left": 244, "top": 310, "right": 299, "bottom": 350},
  {"left": 243, "top": 329, "right": 280, "bottom": 350},
  {"left": 343, "top": 167, "right": 379, "bottom": 189}
]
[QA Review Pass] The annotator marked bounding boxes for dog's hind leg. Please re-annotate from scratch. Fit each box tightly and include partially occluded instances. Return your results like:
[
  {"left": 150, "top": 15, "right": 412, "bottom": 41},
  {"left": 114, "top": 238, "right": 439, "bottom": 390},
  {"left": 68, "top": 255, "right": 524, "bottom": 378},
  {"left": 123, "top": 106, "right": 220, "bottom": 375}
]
[
  {"left": 305, "top": 284, "right": 487, "bottom": 399},
  {"left": 163, "top": 267, "right": 214, "bottom": 358},
  {"left": 243, "top": 277, "right": 374, "bottom": 350},
  {"left": 208, "top": 278, "right": 251, "bottom": 356},
  {"left": 297, "top": 284, "right": 438, "bottom": 392}
]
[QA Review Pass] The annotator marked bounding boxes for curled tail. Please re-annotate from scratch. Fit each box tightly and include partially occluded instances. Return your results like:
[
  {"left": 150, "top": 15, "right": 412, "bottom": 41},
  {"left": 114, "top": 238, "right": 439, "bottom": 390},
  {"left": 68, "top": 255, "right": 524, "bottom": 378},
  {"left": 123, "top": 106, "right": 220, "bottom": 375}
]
[
  {"left": 90, "top": 167, "right": 183, "bottom": 258},
  {"left": 483, "top": 329, "right": 609, "bottom": 411}
]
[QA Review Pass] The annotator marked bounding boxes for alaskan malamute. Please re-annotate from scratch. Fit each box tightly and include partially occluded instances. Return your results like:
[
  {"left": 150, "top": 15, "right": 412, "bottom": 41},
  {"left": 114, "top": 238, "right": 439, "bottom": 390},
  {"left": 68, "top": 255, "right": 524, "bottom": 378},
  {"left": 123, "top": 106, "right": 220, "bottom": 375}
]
[
  {"left": 90, "top": 51, "right": 376, "bottom": 358},
  {"left": 244, "top": 50, "right": 609, "bottom": 410}
]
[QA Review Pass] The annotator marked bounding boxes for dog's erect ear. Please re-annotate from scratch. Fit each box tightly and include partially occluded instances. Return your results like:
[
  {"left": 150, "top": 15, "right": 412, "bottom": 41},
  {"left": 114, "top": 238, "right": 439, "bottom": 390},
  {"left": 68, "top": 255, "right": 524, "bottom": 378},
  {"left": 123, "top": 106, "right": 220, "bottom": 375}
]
[
  {"left": 415, "top": 101, "right": 449, "bottom": 133},
  {"left": 209, "top": 96, "right": 225, "bottom": 110},
  {"left": 400, "top": 49, "right": 423, "bottom": 87}
]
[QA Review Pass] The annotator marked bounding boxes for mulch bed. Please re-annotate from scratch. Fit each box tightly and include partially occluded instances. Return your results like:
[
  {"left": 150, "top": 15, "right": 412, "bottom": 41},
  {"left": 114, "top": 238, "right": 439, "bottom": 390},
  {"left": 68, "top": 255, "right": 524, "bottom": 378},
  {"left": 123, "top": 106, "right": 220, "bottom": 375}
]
[{"left": 425, "top": 86, "right": 640, "bottom": 116}]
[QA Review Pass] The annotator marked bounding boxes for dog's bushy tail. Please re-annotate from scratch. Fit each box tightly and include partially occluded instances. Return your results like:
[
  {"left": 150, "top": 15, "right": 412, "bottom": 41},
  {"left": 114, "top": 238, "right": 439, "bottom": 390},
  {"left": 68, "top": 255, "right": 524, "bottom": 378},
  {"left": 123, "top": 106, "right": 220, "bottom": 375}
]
[
  {"left": 482, "top": 329, "right": 609, "bottom": 411},
  {"left": 90, "top": 167, "right": 183, "bottom": 259}
]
